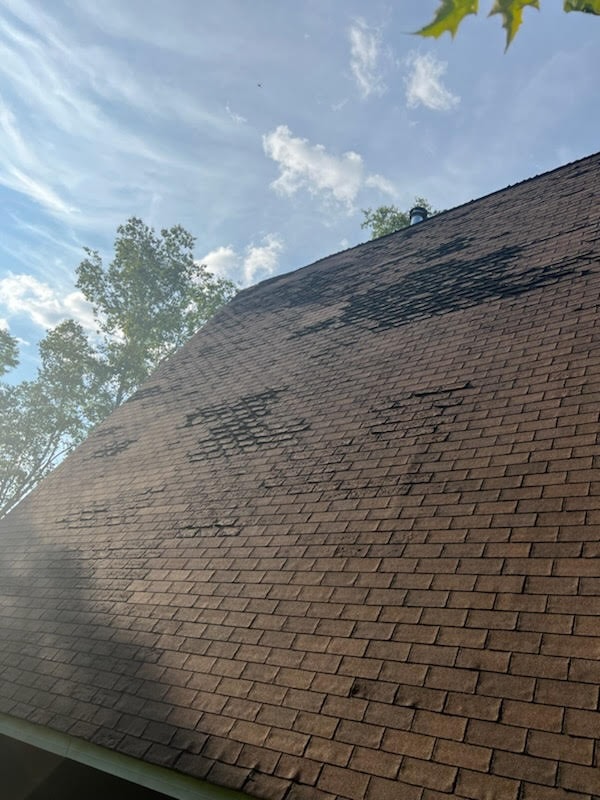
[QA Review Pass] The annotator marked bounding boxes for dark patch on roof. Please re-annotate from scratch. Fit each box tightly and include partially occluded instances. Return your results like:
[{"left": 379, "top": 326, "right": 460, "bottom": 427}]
[
  {"left": 56, "top": 505, "right": 109, "bottom": 527},
  {"left": 84, "top": 424, "right": 137, "bottom": 459},
  {"left": 419, "top": 234, "right": 474, "bottom": 260},
  {"left": 366, "top": 382, "right": 477, "bottom": 498},
  {"left": 176, "top": 519, "right": 240, "bottom": 539},
  {"left": 90, "top": 438, "right": 137, "bottom": 458},
  {"left": 184, "top": 388, "right": 310, "bottom": 460},
  {"left": 340, "top": 244, "right": 577, "bottom": 331},
  {"left": 127, "top": 384, "right": 164, "bottom": 402},
  {"left": 290, "top": 243, "right": 589, "bottom": 340},
  {"left": 289, "top": 316, "right": 337, "bottom": 339}
]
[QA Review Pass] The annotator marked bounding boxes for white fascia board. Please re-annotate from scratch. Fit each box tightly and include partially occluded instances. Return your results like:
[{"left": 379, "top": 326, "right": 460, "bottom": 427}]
[{"left": 0, "top": 712, "right": 254, "bottom": 800}]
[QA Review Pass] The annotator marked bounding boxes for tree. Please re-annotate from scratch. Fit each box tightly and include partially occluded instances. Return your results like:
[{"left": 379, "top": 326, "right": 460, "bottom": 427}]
[
  {"left": 0, "top": 329, "right": 19, "bottom": 377},
  {"left": 0, "top": 219, "right": 236, "bottom": 517},
  {"left": 0, "top": 321, "right": 101, "bottom": 516},
  {"left": 417, "top": 0, "right": 600, "bottom": 49},
  {"left": 77, "top": 217, "right": 237, "bottom": 409},
  {"left": 361, "top": 198, "right": 437, "bottom": 239}
]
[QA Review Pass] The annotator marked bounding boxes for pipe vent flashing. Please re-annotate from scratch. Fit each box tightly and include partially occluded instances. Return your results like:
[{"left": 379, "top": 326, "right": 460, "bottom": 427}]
[{"left": 409, "top": 206, "right": 428, "bottom": 225}]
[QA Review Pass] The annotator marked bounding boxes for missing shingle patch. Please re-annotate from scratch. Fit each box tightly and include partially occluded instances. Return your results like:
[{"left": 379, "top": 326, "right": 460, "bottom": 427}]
[
  {"left": 343, "top": 244, "right": 574, "bottom": 331},
  {"left": 419, "top": 234, "right": 473, "bottom": 260},
  {"left": 279, "top": 243, "right": 583, "bottom": 339},
  {"left": 85, "top": 425, "right": 137, "bottom": 459},
  {"left": 56, "top": 504, "right": 111, "bottom": 527},
  {"left": 368, "top": 381, "right": 475, "bottom": 496},
  {"left": 175, "top": 519, "right": 240, "bottom": 538},
  {"left": 91, "top": 439, "right": 136, "bottom": 458},
  {"left": 335, "top": 544, "right": 370, "bottom": 558},
  {"left": 369, "top": 382, "right": 473, "bottom": 441},
  {"left": 126, "top": 384, "right": 163, "bottom": 402},
  {"left": 290, "top": 317, "right": 337, "bottom": 338},
  {"left": 185, "top": 388, "right": 310, "bottom": 460},
  {"left": 175, "top": 525, "right": 202, "bottom": 538},
  {"left": 410, "top": 381, "right": 473, "bottom": 399}
]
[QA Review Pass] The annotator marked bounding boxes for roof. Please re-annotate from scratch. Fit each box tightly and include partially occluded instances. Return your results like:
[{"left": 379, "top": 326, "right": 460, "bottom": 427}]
[{"left": 1, "top": 152, "right": 600, "bottom": 800}]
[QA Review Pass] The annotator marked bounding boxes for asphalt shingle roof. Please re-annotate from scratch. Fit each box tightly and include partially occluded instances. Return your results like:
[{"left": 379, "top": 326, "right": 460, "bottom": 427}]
[{"left": 1, "top": 152, "right": 599, "bottom": 800}]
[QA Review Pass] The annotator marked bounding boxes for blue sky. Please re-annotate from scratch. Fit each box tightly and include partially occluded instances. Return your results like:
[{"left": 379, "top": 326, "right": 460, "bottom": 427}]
[{"left": 1, "top": 0, "right": 599, "bottom": 380}]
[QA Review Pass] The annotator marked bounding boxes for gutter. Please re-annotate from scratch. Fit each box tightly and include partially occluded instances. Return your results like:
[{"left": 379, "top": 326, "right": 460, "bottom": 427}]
[{"left": 0, "top": 712, "right": 254, "bottom": 800}]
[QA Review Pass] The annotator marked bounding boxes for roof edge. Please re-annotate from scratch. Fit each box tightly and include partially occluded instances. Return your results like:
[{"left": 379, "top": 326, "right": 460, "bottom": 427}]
[{"left": 0, "top": 712, "right": 254, "bottom": 800}]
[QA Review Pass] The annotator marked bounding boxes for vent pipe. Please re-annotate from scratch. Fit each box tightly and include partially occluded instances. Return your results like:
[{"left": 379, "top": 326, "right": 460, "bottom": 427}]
[{"left": 409, "top": 206, "right": 428, "bottom": 225}]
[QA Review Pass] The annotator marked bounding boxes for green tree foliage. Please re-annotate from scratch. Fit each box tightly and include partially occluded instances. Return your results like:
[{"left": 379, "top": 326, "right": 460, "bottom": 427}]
[
  {"left": 0, "top": 219, "right": 236, "bottom": 517},
  {"left": 361, "top": 198, "right": 436, "bottom": 239},
  {"left": 0, "top": 321, "right": 101, "bottom": 515},
  {"left": 0, "top": 329, "right": 19, "bottom": 377},
  {"left": 77, "top": 217, "right": 236, "bottom": 408},
  {"left": 417, "top": 0, "right": 600, "bottom": 48}
]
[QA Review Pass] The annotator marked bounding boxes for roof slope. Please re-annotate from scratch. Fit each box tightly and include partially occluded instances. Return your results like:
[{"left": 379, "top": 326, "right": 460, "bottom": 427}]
[{"left": 1, "top": 153, "right": 600, "bottom": 800}]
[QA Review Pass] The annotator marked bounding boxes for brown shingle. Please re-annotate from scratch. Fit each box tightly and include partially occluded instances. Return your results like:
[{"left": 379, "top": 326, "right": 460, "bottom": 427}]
[{"left": 1, "top": 153, "right": 600, "bottom": 799}]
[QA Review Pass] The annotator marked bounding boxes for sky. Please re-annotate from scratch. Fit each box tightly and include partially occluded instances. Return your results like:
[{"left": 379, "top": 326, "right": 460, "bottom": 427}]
[{"left": 1, "top": 0, "right": 599, "bottom": 380}]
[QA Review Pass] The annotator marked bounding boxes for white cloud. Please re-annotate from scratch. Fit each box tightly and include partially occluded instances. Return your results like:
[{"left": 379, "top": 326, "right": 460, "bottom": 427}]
[
  {"left": 199, "top": 246, "right": 238, "bottom": 278},
  {"left": 225, "top": 104, "right": 247, "bottom": 124},
  {"left": 263, "top": 125, "right": 395, "bottom": 210},
  {"left": 0, "top": 274, "right": 97, "bottom": 331},
  {"left": 242, "top": 236, "right": 283, "bottom": 286},
  {"left": 348, "top": 19, "right": 386, "bottom": 99},
  {"left": 365, "top": 174, "right": 397, "bottom": 197},
  {"left": 405, "top": 52, "right": 460, "bottom": 112},
  {"left": 200, "top": 235, "right": 284, "bottom": 288},
  {"left": 263, "top": 125, "right": 362, "bottom": 207}
]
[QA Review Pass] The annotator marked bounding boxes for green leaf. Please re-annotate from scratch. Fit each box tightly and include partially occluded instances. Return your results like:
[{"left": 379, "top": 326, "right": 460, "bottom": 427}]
[
  {"left": 489, "top": 0, "right": 540, "bottom": 48},
  {"left": 564, "top": 0, "right": 600, "bottom": 12},
  {"left": 416, "top": 0, "right": 478, "bottom": 38}
]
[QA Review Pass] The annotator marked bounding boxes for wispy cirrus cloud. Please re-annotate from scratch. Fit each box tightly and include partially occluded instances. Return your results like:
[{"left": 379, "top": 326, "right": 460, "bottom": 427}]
[
  {"left": 405, "top": 52, "right": 460, "bottom": 112},
  {"left": 200, "top": 235, "right": 284, "bottom": 288},
  {"left": 2, "top": 167, "right": 76, "bottom": 218},
  {"left": 0, "top": 0, "right": 241, "bottom": 230},
  {"left": 263, "top": 125, "right": 395, "bottom": 210},
  {"left": 0, "top": 274, "right": 96, "bottom": 331},
  {"left": 348, "top": 18, "right": 386, "bottom": 99},
  {"left": 0, "top": 15, "right": 157, "bottom": 223},
  {"left": 0, "top": 99, "right": 76, "bottom": 216},
  {"left": 225, "top": 104, "right": 247, "bottom": 125}
]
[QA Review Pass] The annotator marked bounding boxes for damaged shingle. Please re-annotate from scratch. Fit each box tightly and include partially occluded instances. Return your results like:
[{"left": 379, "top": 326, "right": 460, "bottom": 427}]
[
  {"left": 341, "top": 245, "right": 580, "bottom": 331},
  {"left": 184, "top": 389, "right": 310, "bottom": 460},
  {"left": 127, "top": 385, "right": 164, "bottom": 402},
  {"left": 84, "top": 424, "right": 137, "bottom": 459}
]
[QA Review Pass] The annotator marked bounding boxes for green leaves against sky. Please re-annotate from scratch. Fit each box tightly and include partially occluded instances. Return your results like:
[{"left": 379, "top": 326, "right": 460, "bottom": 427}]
[
  {"left": 417, "top": 0, "right": 479, "bottom": 39},
  {"left": 417, "top": 0, "right": 600, "bottom": 48},
  {"left": 490, "top": 1, "right": 540, "bottom": 48},
  {"left": 564, "top": 0, "right": 600, "bottom": 11}
]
